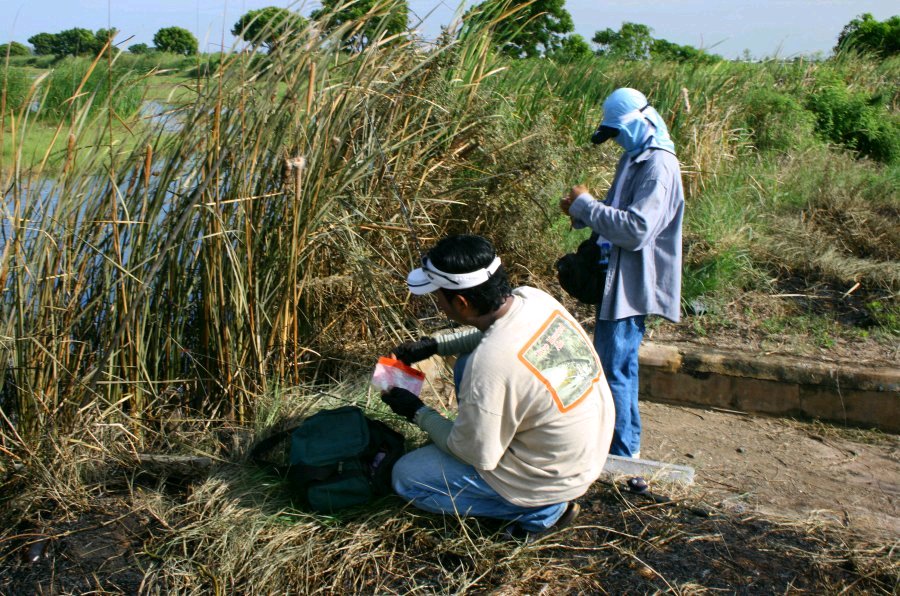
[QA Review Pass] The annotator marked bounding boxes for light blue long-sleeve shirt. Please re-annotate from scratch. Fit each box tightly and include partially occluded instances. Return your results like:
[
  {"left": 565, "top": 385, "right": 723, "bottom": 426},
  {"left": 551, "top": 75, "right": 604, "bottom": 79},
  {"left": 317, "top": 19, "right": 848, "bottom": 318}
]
[{"left": 569, "top": 148, "right": 684, "bottom": 322}]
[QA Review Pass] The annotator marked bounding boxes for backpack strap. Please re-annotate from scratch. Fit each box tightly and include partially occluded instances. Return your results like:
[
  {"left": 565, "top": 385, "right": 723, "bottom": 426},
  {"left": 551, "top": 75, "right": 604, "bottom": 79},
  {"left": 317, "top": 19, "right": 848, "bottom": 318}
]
[{"left": 249, "top": 427, "right": 298, "bottom": 476}]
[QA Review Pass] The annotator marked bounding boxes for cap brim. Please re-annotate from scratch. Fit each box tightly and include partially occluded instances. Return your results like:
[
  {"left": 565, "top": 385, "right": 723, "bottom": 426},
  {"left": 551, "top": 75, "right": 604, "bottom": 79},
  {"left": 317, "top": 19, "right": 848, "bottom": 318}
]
[
  {"left": 591, "top": 126, "right": 617, "bottom": 145},
  {"left": 406, "top": 267, "right": 439, "bottom": 295}
]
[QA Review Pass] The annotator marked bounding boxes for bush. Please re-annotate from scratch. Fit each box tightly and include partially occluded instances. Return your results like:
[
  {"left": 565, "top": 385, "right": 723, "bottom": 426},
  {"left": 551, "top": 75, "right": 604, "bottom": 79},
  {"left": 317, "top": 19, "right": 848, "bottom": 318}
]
[
  {"left": 186, "top": 54, "right": 226, "bottom": 78},
  {"left": 805, "top": 73, "right": 900, "bottom": 162},
  {"left": 0, "top": 66, "right": 29, "bottom": 112},
  {"left": 0, "top": 41, "right": 31, "bottom": 57},
  {"left": 741, "top": 88, "right": 815, "bottom": 152},
  {"left": 186, "top": 53, "right": 269, "bottom": 78},
  {"left": 14, "top": 54, "right": 57, "bottom": 68},
  {"left": 128, "top": 43, "right": 152, "bottom": 55},
  {"left": 114, "top": 51, "right": 196, "bottom": 75},
  {"left": 865, "top": 300, "right": 899, "bottom": 334},
  {"left": 835, "top": 13, "right": 900, "bottom": 59},
  {"left": 681, "top": 247, "right": 756, "bottom": 314},
  {"left": 41, "top": 57, "right": 145, "bottom": 121}
]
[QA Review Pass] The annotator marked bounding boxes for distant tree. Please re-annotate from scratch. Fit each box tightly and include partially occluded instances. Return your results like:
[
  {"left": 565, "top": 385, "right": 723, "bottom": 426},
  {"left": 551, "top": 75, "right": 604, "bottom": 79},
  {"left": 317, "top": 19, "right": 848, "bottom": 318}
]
[
  {"left": 128, "top": 43, "right": 152, "bottom": 55},
  {"left": 153, "top": 26, "right": 198, "bottom": 55},
  {"left": 592, "top": 22, "right": 718, "bottom": 63},
  {"left": 94, "top": 28, "right": 120, "bottom": 57},
  {"left": 232, "top": 7, "right": 307, "bottom": 52},
  {"left": 651, "top": 38, "right": 720, "bottom": 63},
  {"left": 27, "top": 28, "right": 121, "bottom": 58},
  {"left": 546, "top": 34, "right": 592, "bottom": 63},
  {"left": 51, "top": 28, "right": 104, "bottom": 56},
  {"left": 28, "top": 33, "right": 58, "bottom": 55},
  {"left": 311, "top": 0, "right": 408, "bottom": 51},
  {"left": 592, "top": 22, "right": 654, "bottom": 60},
  {"left": 94, "top": 28, "right": 118, "bottom": 46},
  {"left": 0, "top": 41, "right": 31, "bottom": 57},
  {"left": 835, "top": 13, "right": 900, "bottom": 57},
  {"left": 466, "top": 0, "right": 573, "bottom": 58}
]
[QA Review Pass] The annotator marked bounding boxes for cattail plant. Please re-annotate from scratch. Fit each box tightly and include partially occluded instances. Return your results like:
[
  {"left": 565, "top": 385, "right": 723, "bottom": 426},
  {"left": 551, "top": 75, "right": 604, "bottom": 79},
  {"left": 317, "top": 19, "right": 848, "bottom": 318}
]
[{"left": 0, "top": 0, "right": 538, "bottom": 451}]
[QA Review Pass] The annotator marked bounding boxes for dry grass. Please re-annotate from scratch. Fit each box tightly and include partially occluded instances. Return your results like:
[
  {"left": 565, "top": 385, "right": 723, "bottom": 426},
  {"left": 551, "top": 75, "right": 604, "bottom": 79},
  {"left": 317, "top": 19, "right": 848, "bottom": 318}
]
[
  {"left": 2, "top": 381, "right": 898, "bottom": 594},
  {"left": 3, "top": 460, "right": 897, "bottom": 593}
]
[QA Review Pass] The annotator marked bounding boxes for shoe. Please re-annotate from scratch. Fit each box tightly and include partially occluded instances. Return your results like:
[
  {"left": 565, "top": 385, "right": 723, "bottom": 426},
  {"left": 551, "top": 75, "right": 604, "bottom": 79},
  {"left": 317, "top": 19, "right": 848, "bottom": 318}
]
[
  {"left": 626, "top": 476, "right": 649, "bottom": 495},
  {"left": 502, "top": 501, "right": 581, "bottom": 543},
  {"left": 553, "top": 500, "right": 581, "bottom": 530}
]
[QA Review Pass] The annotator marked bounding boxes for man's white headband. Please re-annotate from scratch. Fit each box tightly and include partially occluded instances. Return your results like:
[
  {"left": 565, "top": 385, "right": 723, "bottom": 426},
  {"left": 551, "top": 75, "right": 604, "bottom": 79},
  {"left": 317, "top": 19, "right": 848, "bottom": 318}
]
[{"left": 406, "top": 256, "right": 502, "bottom": 295}]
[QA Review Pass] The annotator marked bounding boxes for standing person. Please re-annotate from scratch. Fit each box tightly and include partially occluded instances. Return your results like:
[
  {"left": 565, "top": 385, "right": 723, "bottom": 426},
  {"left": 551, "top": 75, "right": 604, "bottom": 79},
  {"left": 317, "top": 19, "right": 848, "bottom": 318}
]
[
  {"left": 559, "top": 88, "right": 684, "bottom": 459},
  {"left": 381, "top": 234, "right": 614, "bottom": 539}
]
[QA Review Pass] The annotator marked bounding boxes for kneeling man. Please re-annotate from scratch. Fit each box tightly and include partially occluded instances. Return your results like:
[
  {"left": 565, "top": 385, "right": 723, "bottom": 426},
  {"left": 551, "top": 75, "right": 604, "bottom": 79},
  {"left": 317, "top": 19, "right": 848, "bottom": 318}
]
[{"left": 381, "top": 234, "right": 614, "bottom": 538}]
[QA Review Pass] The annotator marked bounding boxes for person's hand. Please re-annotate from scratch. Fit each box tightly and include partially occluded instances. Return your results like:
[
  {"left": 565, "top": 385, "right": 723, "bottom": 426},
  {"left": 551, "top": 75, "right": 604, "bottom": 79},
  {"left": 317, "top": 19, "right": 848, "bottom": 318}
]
[
  {"left": 568, "top": 184, "right": 589, "bottom": 200},
  {"left": 560, "top": 185, "right": 588, "bottom": 215},
  {"left": 381, "top": 387, "right": 425, "bottom": 422},
  {"left": 392, "top": 337, "right": 438, "bottom": 365}
]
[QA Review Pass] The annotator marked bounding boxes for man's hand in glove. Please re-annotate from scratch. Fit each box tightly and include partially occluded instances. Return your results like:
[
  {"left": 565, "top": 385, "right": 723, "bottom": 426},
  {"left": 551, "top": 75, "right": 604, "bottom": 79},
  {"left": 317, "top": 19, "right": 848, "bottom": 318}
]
[
  {"left": 392, "top": 337, "right": 438, "bottom": 365},
  {"left": 381, "top": 387, "right": 425, "bottom": 422}
]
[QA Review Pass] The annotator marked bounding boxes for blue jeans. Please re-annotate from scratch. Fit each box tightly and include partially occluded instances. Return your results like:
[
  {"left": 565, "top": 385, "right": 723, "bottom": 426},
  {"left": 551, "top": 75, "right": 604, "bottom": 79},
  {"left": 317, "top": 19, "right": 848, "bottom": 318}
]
[
  {"left": 392, "top": 350, "right": 567, "bottom": 532},
  {"left": 452, "top": 352, "right": 470, "bottom": 395},
  {"left": 594, "top": 315, "right": 645, "bottom": 457},
  {"left": 392, "top": 445, "right": 567, "bottom": 532}
]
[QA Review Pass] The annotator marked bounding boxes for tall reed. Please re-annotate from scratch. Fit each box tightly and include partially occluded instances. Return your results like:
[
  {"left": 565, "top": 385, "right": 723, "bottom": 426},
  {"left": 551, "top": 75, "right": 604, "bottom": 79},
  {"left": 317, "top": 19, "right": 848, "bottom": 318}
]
[{"left": 0, "top": 1, "right": 538, "bottom": 450}]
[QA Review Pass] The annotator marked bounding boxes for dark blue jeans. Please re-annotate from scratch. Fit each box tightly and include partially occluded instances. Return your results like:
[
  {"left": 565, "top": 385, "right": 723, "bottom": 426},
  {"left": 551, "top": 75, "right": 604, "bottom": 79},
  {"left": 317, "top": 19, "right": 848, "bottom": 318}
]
[{"left": 594, "top": 315, "right": 646, "bottom": 457}]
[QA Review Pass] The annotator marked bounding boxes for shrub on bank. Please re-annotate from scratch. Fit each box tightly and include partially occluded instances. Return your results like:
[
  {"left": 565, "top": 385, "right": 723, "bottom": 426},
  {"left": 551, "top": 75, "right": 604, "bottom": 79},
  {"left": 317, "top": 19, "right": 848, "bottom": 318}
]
[
  {"left": 740, "top": 88, "right": 816, "bottom": 153},
  {"left": 113, "top": 51, "right": 202, "bottom": 74},
  {"left": 41, "top": 57, "right": 145, "bottom": 120},
  {"left": 7, "top": 54, "right": 56, "bottom": 68},
  {"left": 806, "top": 71, "right": 900, "bottom": 163},
  {"left": 1, "top": 66, "right": 29, "bottom": 112}
]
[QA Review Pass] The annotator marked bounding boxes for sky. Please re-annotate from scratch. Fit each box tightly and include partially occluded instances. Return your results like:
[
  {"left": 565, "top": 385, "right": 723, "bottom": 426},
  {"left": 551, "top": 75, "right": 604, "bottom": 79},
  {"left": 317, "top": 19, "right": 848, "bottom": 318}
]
[{"left": 4, "top": 0, "right": 898, "bottom": 59}]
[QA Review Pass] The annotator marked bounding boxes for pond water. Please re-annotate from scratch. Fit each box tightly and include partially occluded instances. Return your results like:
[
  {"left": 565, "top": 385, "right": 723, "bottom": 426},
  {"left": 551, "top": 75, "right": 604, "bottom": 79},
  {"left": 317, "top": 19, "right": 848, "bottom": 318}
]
[
  {"left": 139, "top": 100, "right": 182, "bottom": 133},
  {"left": 23, "top": 98, "right": 183, "bottom": 135}
]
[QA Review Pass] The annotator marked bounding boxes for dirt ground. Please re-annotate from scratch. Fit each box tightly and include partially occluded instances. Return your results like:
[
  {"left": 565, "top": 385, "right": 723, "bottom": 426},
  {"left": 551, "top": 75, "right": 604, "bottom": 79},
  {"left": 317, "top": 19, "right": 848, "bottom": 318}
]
[
  {"left": 640, "top": 400, "right": 900, "bottom": 541},
  {"left": 563, "top": 291, "right": 900, "bottom": 542},
  {"left": 417, "top": 346, "right": 899, "bottom": 544}
]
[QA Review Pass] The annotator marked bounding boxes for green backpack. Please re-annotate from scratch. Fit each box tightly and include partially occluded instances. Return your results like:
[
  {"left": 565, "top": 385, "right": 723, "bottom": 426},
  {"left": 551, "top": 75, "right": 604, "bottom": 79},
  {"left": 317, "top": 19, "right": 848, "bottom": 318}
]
[{"left": 251, "top": 406, "right": 406, "bottom": 513}]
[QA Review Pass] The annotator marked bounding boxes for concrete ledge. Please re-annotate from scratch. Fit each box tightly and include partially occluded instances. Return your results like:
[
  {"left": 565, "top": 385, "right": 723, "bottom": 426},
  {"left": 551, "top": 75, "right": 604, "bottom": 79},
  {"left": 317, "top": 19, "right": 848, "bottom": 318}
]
[
  {"left": 639, "top": 342, "right": 900, "bottom": 432},
  {"left": 601, "top": 454, "right": 695, "bottom": 485}
]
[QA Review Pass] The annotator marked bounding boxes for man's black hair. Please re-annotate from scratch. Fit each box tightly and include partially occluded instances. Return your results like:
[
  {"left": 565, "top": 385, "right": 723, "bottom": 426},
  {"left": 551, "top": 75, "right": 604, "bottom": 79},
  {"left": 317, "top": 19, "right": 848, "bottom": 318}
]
[{"left": 427, "top": 234, "right": 512, "bottom": 315}]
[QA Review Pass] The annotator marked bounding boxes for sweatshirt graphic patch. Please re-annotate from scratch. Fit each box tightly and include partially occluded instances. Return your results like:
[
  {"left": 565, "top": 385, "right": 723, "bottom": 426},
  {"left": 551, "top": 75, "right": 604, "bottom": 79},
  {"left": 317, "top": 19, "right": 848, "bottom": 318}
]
[{"left": 518, "top": 310, "right": 602, "bottom": 412}]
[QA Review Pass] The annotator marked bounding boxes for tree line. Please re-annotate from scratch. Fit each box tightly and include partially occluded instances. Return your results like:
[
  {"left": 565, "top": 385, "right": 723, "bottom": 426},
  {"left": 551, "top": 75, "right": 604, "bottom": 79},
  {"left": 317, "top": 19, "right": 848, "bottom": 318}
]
[{"left": 3, "top": 1, "right": 897, "bottom": 61}]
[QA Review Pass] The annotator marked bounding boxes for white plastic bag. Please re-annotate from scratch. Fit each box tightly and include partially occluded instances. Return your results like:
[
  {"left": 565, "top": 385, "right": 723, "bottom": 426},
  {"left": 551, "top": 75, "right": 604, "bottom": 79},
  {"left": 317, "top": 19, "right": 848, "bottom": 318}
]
[{"left": 371, "top": 356, "right": 425, "bottom": 396}]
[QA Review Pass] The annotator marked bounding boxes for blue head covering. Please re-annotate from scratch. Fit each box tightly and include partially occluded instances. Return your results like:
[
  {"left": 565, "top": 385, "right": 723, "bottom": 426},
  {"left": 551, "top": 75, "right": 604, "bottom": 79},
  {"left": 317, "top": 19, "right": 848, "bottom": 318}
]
[{"left": 596, "top": 88, "right": 676, "bottom": 157}]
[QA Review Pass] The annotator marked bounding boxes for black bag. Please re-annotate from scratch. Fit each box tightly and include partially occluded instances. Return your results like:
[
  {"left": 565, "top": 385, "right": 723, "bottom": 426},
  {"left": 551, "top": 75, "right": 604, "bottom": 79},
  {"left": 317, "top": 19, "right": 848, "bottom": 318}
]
[
  {"left": 250, "top": 405, "right": 406, "bottom": 512},
  {"left": 555, "top": 235, "right": 607, "bottom": 305}
]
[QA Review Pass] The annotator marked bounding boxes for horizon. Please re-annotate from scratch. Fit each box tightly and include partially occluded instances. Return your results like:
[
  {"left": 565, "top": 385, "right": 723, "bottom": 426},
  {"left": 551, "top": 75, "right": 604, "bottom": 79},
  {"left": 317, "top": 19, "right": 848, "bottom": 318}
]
[{"left": 3, "top": 1, "right": 898, "bottom": 60}]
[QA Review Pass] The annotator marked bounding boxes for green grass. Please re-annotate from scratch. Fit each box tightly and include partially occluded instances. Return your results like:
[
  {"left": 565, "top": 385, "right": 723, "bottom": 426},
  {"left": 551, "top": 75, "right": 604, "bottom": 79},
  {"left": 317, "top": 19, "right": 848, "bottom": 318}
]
[
  {"left": 866, "top": 300, "right": 900, "bottom": 334},
  {"left": 1, "top": 114, "right": 157, "bottom": 174}
]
